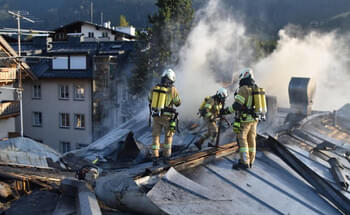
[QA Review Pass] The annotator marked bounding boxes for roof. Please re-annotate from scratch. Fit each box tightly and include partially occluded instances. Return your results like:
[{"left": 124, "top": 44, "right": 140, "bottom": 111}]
[
  {"left": 73, "top": 105, "right": 350, "bottom": 214},
  {"left": 25, "top": 41, "right": 135, "bottom": 79},
  {"left": 28, "top": 58, "right": 92, "bottom": 79},
  {"left": 0, "top": 137, "right": 61, "bottom": 168},
  {"left": 47, "top": 41, "right": 98, "bottom": 54}
]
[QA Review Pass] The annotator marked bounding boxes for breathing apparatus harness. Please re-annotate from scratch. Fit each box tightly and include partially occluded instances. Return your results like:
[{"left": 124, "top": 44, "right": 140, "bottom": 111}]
[
  {"left": 149, "top": 80, "right": 180, "bottom": 133},
  {"left": 232, "top": 78, "right": 267, "bottom": 134}
]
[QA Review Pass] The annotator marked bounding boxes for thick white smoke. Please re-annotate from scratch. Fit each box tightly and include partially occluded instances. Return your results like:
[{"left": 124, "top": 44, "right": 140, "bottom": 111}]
[
  {"left": 175, "top": 0, "right": 350, "bottom": 118},
  {"left": 255, "top": 27, "right": 350, "bottom": 110},
  {"left": 175, "top": 0, "right": 253, "bottom": 119}
]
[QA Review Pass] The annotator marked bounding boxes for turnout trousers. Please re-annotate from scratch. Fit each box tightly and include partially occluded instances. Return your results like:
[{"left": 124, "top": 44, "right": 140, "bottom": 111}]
[
  {"left": 237, "top": 121, "right": 258, "bottom": 166},
  {"left": 152, "top": 115, "right": 174, "bottom": 158}
]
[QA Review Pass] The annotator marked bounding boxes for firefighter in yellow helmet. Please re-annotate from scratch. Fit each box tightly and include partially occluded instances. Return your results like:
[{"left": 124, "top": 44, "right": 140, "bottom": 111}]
[
  {"left": 222, "top": 68, "right": 266, "bottom": 169},
  {"left": 148, "top": 68, "right": 181, "bottom": 166},
  {"left": 195, "top": 88, "right": 228, "bottom": 150}
]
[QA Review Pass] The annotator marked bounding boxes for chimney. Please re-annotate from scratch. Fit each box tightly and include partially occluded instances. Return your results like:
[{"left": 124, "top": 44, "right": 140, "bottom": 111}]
[{"left": 288, "top": 77, "right": 316, "bottom": 116}]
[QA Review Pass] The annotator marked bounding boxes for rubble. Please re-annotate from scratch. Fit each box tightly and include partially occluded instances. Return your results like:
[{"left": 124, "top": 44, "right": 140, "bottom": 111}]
[
  {"left": 0, "top": 182, "right": 12, "bottom": 199},
  {"left": 4, "top": 191, "right": 59, "bottom": 215}
]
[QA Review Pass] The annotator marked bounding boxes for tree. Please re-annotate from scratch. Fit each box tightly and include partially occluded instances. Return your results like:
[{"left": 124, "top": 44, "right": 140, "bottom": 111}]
[
  {"left": 129, "top": 0, "right": 194, "bottom": 95},
  {"left": 149, "top": 0, "right": 194, "bottom": 68},
  {"left": 119, "top": 15, "right": 129, "bottom": 27}
]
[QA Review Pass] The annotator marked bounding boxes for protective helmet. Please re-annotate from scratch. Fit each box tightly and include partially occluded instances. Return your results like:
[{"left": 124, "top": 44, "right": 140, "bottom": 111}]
[
  {"left": 238, "top": 68, "right": 254, "bottom": 81},
  {"left": 161, "top": 68, "right": 176, "bottom": 83},
  {"left": 216, "top": 87, "right": 228, "bottom": 99}
]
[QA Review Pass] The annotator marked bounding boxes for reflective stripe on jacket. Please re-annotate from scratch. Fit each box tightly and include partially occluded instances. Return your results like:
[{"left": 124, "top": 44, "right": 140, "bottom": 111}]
[
  {"left": 199, "top": 96, "right": 222, "bottom": 120},
  {"left": 228, "top": 85, "right": 256, "bottom": 123}
]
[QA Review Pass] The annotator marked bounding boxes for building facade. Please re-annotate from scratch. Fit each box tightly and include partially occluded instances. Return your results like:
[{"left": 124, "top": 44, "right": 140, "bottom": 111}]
[
  {"left": 22, "top": 79, "right": 92, "bottom": 152},
  {"left": 15, "top": 36, "right": 136, "bottom": 152}
]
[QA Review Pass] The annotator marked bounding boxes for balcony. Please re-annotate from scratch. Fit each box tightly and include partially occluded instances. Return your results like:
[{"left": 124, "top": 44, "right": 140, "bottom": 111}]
[
  {"left": 0, "top": 101, "right": 20, "bottom": 120},
  {"left": 0, "top": 68, "right": 17, "bottom": 85}
]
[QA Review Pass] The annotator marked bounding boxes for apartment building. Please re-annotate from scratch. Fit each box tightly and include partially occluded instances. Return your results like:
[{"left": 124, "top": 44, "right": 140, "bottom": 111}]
[{"left": 16, "top": 36, "right": 136, "bottom": 153}]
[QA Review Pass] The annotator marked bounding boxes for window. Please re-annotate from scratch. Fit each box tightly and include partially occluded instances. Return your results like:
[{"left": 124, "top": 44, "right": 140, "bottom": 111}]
[
  {"left": 70, "top": 56, "right": 86, "bottom": 70},
  {"left": 88, "top": 32, "right": 94, "bottom": 38},
  {"left": 102, "top": 32, "right": 108, "bottom": 38},
  {"left": 52, "top": 56, "right": 68, "bottom": 70},
  {"left": 32, "top": 112, "right": 42, "bottom": 127},
  {"left": 32, "top": 84, "right": 41, "bottom": 99},
  {"left": 74, "top": 85, "right": 85, "bottom": 100},
  {"left": 60, "top": 141, "right": 71, "bottom": 153},
  {"left": 59, "top": 113, "right": 70, "bottom": 128},
  {"left": 74, "top": 114, "right": 85, "bottom": 129},
  {"left": 58, "top": 85, "right": 69, "bottom": 99}
]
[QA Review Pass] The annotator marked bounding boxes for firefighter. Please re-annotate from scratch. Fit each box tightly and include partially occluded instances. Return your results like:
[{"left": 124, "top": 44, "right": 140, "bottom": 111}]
[
  {"left": 149, "top": 68, "right": 181, "bottom": 166},
  {"left": 195, "top": 88, "right": 228, "bottom": 150},
  {"left": 222, "top": 68, "right": 266, "bottom": 169}
]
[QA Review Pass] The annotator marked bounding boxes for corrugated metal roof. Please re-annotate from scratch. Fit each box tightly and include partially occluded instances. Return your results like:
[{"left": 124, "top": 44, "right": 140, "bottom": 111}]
[{"left": 79, "top": 107, "right": 350, "bottom": 214}]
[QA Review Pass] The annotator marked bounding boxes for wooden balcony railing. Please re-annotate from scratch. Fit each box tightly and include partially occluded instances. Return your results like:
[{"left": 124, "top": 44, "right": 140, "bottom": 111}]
[
  {"left": 0, "top": 101, "right": 20, "bottom": 119},
  {"left": 0, "top": 68, "right": 17, "bottom": 85}
]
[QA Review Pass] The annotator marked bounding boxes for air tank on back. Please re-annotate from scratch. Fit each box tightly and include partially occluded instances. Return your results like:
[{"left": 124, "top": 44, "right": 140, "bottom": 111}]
[{"left": 288, "top": 77, "right": 316, "bottom": 116}]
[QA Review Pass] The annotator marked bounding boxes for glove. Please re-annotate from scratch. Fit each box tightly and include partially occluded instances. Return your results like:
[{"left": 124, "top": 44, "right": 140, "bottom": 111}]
[
  {"left": 220, "top": 108, "right": 227, "bottom": 116},
  {"left": 233, "top": 121, "right": 241, "bottom": 134},
  {"left": 198, "top": 108, "right": 207, "bottom": 117}
]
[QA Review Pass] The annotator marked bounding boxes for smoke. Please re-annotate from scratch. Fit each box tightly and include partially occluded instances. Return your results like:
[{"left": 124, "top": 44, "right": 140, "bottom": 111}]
[
  {"left": 175, "top": 0, "right": 254, "bottom": 119},
  {"left": 254, "top": 26, "right": 350, "bottom": 110},
  {"left": 174, "top": 0, "right": 350, "bottom": 119}
]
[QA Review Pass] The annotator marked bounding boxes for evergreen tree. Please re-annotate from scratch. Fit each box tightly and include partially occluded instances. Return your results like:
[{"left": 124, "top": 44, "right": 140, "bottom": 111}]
[
  {"left": 129, "top": 0, "right": 194, "bottom": 95},
  {"left": 119, "top": 15, "right": 129, "bottom": 27}
]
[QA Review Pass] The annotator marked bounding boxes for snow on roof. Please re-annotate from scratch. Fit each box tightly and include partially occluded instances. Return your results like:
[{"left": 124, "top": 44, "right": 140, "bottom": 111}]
[{"left": 0, "top": 137, "right": 61, "bottom": 168}]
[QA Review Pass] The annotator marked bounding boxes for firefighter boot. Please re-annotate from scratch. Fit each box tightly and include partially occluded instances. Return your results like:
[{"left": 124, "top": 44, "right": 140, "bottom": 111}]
[
  {"left": 163, "top": 156, "right": 170, "bottom": 165},
  {"left": 207, "top": 141, "right": 215, "bottom": 148},
  {"left": 194, "top": 136, "right": 205, "bottom": 150},
  {"left": 232, "top": 159, "right": 249, "bottom": 170},
  {"left": 152, "top": 157, "right": 159, "bottom": 166}
]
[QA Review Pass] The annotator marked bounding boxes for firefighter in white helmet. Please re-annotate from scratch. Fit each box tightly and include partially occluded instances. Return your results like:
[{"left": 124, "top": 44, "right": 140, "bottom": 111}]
[
  {"left": 148, "top": 68, "right": 181, "bottom": 166},
  {"left": 195, "top": 87, "right": 228, "bottom": 150},
  {"left": 222, "top": 68, "right": 267, "bottom": 169}
]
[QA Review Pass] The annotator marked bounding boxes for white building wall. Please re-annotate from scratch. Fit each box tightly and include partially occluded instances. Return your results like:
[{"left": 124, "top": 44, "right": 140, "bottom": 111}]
[
  {"left": 115, "top": 26, "right": 136, "bottom": 36},
  {"left": 0, "top": 118, "right": 15, "bottom": 139},
  {"left": 81, "top": 24, "right": 116, "bottom": 42},
  {"left": 22, "top": 79, "right": 92, "bottom": 152},
  {"left": 0, "top": 84, "right": 16, "bottom": 139}
]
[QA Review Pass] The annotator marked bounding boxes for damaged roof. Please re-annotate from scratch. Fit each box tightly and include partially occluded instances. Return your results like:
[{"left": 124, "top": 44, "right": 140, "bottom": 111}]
[
  {"left": 69, "top": 104, "right": 350, "bottom": 214},
  {"left": 1, "top": 104, "right": 350, "bottom": 214}
]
